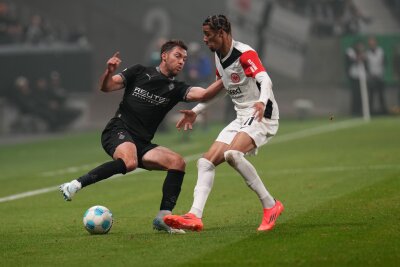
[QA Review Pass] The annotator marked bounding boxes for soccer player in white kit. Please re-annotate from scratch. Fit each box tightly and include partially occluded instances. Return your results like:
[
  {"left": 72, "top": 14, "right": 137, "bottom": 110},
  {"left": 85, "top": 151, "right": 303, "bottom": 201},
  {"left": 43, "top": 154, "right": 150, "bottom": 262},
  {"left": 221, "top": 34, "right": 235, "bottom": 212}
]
[{"left": 164, "top": 15, "right": 283, "bottom": 231}]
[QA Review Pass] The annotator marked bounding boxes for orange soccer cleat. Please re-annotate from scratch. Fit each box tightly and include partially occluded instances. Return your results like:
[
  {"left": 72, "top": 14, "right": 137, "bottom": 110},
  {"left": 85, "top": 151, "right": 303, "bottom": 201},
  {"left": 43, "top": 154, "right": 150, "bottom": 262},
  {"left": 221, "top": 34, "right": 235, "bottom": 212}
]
[
  {"left": 163, "top": 213, "right": 204, "bottom": 232},
  {"left": 257, "top": 200, "right": 284, "bottom": 231}
]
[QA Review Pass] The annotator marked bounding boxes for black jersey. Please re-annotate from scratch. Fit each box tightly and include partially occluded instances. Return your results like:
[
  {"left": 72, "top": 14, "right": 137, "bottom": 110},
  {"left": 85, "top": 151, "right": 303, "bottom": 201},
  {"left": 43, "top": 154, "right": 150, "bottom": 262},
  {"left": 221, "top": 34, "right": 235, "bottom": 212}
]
[{"left": 114, "top": 64, "right": 191, "bottom": 142}]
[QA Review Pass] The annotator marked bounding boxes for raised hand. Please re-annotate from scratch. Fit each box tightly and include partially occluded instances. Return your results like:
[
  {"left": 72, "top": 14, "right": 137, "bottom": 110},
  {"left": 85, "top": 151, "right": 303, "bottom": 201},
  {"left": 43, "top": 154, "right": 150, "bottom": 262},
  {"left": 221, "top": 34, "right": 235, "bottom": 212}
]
[
  {"left": 107, "top": 52, "right": 122, "bottom": 73},
  {"left": 176, "top": 110, "right": 197, "bottom": 131}
]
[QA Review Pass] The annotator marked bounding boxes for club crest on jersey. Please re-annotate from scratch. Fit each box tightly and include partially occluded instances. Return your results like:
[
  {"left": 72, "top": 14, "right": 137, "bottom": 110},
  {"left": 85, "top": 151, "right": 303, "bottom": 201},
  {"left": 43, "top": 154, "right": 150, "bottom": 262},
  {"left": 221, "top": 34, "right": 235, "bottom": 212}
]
[
  {"left": 231, "top": 73, "right": 240, "bottom": 83},
  {"left": 117, "top": 131, "right": 125, "bottom": 140},
  {"left": 168, "top": 83, "right": 175, "bottom": 90}
]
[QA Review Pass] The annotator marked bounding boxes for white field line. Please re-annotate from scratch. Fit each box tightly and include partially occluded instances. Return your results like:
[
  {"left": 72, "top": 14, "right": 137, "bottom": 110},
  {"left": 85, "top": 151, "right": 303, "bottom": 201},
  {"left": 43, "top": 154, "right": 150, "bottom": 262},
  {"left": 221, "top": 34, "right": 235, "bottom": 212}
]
[
  {"left": 269, "top": 118, "right": 366, "bottom": 144},
  {"left": 0, "top": 186, "right": 60, "bottom": 202},
  {"left": 257, "top": 164, "right": 400, "bottom": 176},
  {"left": 0, "top": 119, "right": 368, "bottom": 203}
]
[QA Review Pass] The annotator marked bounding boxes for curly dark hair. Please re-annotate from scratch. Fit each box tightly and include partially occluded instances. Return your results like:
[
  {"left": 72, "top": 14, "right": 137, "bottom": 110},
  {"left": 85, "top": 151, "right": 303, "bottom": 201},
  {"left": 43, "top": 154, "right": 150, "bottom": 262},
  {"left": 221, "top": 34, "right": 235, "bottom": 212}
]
[{"left": 203, "top": 14, "right": 231, "bottom": 34}]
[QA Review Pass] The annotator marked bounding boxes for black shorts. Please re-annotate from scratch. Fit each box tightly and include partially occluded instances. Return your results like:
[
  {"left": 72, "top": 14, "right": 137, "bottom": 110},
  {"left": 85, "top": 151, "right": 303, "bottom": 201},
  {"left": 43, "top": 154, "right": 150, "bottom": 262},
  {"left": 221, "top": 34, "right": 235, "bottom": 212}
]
[{"left": 101, "top": 118, "right": 158, "bottom": 169}]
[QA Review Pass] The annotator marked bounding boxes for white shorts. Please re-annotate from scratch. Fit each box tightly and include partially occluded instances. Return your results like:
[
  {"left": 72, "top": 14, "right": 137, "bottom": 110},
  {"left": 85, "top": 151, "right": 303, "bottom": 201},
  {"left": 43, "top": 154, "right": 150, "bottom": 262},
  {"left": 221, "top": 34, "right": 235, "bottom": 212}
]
[{"left": 216, "top": 116, "right": 279, "bottom": 155}]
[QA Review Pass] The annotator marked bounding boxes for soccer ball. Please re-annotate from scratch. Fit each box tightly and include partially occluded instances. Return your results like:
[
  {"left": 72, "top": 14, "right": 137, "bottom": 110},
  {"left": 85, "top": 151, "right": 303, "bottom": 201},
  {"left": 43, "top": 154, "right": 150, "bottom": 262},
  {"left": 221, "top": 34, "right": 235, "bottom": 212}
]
[{"left": 83, "top": 205, "right": 113, "bottom": 234}]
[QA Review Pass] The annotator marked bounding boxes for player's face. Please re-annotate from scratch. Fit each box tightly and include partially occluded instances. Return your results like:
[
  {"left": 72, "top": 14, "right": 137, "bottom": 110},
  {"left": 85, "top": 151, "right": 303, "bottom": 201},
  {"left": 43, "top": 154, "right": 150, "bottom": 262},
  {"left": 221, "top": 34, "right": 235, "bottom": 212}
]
[
  {"left": 163, "top": 46, "right": 187, "bottom": 77},
  {"left": 202, "top": 25, "right": 222, "bottom": 52}
]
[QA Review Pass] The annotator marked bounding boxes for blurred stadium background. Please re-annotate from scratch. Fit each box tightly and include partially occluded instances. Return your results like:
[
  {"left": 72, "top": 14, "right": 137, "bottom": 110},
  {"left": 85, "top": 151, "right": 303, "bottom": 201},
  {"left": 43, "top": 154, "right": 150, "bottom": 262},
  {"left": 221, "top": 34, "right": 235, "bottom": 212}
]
[
  {"left": 0, "top": 0, "right": 399, "bottom": 137},
  {"left": 1, "top": 1, "right": 399, "bottom": 266}
]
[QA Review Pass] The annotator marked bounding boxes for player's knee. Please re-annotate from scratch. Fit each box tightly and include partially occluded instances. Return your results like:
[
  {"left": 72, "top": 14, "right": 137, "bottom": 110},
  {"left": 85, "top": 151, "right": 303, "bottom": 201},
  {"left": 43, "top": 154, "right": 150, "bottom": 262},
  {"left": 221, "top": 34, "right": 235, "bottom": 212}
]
[
  {"left": 178, "top": 157, "right": 186, "bottom": 170},
  {"left": 224, "top": 150, "right": 244, "bottom": 167},
  {"left": 169, "top": 155, "right": 186, "bottom": 171}
]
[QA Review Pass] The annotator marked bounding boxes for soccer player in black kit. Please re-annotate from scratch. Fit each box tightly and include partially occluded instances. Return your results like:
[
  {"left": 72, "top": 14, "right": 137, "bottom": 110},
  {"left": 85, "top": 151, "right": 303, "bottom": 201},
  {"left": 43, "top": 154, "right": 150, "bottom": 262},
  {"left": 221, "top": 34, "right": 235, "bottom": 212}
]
[{"left": 59, "top": 40, "right": 223, "bottom": 233}]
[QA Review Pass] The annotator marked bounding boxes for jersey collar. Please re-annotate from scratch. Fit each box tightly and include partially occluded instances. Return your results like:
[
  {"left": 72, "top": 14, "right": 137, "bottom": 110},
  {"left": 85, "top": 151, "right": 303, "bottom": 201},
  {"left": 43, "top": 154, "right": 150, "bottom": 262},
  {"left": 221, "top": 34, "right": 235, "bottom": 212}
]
[
  {"left": 217, "top": 40, "right": 242, "bottom": 69},
  {"left": 156, "top": 66, "right": 175, "bottom": 81},
  {"left": 218, "top": 39, "right": 235, "bottom": 62}
]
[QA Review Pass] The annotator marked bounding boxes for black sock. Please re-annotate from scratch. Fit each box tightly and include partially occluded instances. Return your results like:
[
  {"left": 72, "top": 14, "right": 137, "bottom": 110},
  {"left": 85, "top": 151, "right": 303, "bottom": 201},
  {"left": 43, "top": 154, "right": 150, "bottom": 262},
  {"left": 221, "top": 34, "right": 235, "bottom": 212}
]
[
  {"left": 160, "top": 170, "right": 185, "bottom": 211},
  {"left": 78, "top": 158, "right": 127, "bottom": 188}
]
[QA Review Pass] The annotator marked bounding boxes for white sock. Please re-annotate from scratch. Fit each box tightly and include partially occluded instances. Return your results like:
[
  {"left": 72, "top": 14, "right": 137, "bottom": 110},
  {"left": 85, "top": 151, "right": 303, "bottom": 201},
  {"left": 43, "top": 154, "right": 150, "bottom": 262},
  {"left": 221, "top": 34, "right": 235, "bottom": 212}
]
[
  {"left": 224, "top": 150, "right": 275, "bottom": 209},
  {"left": 189, "top": 158, "right": 215, "bottom": 218}
]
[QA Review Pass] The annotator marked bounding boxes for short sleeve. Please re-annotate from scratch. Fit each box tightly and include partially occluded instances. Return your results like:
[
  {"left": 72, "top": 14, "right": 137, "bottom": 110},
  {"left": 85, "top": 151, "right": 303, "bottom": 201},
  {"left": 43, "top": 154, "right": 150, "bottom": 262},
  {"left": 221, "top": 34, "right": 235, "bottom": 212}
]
[
  {"left": 239, "top": 50, "right": 266, "bottom": 78},
  {"left": 119, "top": 64, "right": 144, "bottom": 87},
  {"left": 175, "top": 81, "right": 192, "bottom": 102}
]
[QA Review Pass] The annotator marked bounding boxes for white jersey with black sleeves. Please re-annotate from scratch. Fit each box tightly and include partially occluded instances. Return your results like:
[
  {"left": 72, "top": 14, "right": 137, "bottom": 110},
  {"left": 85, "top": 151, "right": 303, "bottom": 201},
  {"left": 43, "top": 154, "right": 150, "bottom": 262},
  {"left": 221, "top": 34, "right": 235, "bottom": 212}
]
[{"left": 215, "top": 40, "right": 279, "bottom": 119}]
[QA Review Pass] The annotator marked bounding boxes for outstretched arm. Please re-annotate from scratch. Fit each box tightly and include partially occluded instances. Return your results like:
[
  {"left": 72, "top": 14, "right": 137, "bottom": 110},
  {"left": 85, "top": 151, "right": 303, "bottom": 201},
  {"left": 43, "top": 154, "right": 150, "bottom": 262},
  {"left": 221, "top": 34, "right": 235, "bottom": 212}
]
[
  {"left": 185, "top": 79, "right": 224, "bottom": 102},
  {"left": 99, "top": 52, "right": 125, "bottom": 92}
]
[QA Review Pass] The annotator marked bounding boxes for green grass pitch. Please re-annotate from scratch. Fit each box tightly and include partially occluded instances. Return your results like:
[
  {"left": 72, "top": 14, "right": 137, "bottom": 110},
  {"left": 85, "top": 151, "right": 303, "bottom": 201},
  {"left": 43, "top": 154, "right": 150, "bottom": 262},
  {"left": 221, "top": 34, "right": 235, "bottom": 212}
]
[{"left": 0, "top": 117, "right": 399, "bottom": 266}]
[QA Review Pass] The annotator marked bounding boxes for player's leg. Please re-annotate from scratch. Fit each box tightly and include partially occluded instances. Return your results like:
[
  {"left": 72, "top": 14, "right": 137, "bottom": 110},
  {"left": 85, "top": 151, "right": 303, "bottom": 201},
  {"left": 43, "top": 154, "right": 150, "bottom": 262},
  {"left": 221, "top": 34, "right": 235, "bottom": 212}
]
[
  {"left": 225, "top": 132, "right": 275, "bottom": 209},
  {"left": 185, "top": 119, "right": 241, "bottom": 220},
  {"left": 142, "top": 146, "right": 186, "bottom": 214},
  {"left": 163, "top": 141, "right": 229, "bottom": 231},
  {"left": 141, "top": 146, "right": 186, "bottom": 234},
  {"left": 224, "top": 119, "right": 283, "bottom": 230},
  {"left": 189, "top": 141, "right": 228, "bottom": 218},
  {"left": 59, "top": 119, "right": 136, "bottom": 201},
  {"left": 163, "top": 121, "right": 239, "bottom": 231},
  {"left": 59, "top": 141, "right": 135, "bottom": 201}
]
